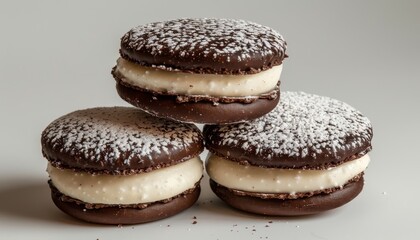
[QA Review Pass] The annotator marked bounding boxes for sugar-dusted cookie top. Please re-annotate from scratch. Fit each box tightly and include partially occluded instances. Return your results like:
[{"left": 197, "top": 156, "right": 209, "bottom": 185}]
[
  {"left": 42, "top": 107, "right": 203, "bottom": 174},
  {"left": 204, "top": 92, "right": 373, "bottom": 169},
  {"left": 120, "top": 18, "right": 287, "bottom": 74}
]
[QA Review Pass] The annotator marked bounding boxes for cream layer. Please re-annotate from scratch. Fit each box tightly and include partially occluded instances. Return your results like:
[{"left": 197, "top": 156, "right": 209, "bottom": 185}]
[
  {"left": 115, "top": 57, "right": 282, "bottom": 97},
  {"left": 206, "top": 154, "right": 370, "bottom": 194},
  {"left": 48, "top": 157, "right": 203, "bottom": 204}
]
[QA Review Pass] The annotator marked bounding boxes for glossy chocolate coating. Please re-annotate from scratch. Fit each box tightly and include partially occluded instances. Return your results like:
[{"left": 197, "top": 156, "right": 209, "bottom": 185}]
[
  {"left": 210, "top": 178, "right": 363, "bottom": 216},
  {"left": 51, "top": 184, "right": 200, "bottom": 224},
  {"left": 116, "top": 82, "right": 280, "bottom": 125}
]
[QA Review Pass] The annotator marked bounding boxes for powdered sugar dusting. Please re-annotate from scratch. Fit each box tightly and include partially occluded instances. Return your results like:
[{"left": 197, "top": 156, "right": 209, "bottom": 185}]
[
  {"left": 42, "top": 107, "right": 201, "bottom": 166},
  {"left": 122, "top": 18, "right": 287, "bottom": 62},
  {"left": 211, "top": 92, "right": 372, "bottom": 160}
]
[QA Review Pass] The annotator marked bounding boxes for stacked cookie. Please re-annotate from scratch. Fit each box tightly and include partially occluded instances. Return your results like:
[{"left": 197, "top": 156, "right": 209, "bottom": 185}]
[
  {"left": 42, "top": 18, "right": 373, "bottom": 224},
  {"left": 205, "top": 92, "right": 372, "bottom": 215},
  {"left": 112, "top": 18, "right": 287, "bottom": 124},
  {"left": 41, "top": 107, "right": 204, "bottom": 224}
]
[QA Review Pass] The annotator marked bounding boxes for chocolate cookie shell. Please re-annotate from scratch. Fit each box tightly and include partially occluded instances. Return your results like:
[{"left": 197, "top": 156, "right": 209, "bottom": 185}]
[
  {"left": 120, "top": 18, "right": 287, "bottom": 74},
  {"left": 51, "top": 183, "right": 201, "bottom": 224},
  {"left": 41, "top": 107, "right": 203, "bottom": 174},
  {"left": 210, "top": 178, "right": 363, "bottom": 216},
  {"left": 115, "top": 82, "right": 280, "bottom": 124},
  {"left": 204, "top": 92, "right": 373, "bottom": 169}
]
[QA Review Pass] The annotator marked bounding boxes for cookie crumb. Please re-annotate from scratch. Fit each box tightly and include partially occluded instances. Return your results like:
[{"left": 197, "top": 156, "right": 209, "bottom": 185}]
[
  {"left": 265, "top": 225, "right": 269, "bottom": 227},
  {"left": 193, "top": 216, "right": 197, "bottom": 219},
  {"left": 167, "top": 225, "right": 170, "bottom": 227},
  {"left": 268, "top": 221, "right": 273, "bottom": 224},
  {"left": 192, "top": 221, "right": 197, "bottom": 224}
]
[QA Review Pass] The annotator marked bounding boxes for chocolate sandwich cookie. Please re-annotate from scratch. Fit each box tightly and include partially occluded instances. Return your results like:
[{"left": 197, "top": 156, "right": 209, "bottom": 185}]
[
  {"left": 112, "top": 18, "right": 287, "bottom": 124},
  {"left": 204, "top": 92, "right": 373, "bottom": 216},
  {"left": 41, "top": 107, "right": 204, "bottom": 224}
]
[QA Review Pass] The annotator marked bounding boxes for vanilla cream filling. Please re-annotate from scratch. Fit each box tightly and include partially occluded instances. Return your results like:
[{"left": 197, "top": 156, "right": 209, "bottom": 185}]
[
  {"left": 115, "top": 57, "right": 282, "bottom": 97},
  {"left": 48, "top": 157, "right": 203, "bottom": 205},
  {"left": 206, "top": 154, "right": 370, "bottom": 194}
]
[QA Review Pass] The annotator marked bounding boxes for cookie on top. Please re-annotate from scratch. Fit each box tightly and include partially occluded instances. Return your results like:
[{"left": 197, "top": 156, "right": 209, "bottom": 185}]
[{"left": 112, "top": 18, "right": 287, "bottom": 124}]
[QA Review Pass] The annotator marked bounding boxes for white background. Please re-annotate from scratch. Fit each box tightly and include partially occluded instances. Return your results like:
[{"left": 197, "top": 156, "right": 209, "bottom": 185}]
[{"left": 0, "top": 0, "right": 419, "bottom": 239}]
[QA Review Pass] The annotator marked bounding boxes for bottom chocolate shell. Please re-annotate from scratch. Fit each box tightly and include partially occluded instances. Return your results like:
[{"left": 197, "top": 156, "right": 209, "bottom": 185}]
[{"left": 210, "top": 178, "right": 363, "bottom": 216}]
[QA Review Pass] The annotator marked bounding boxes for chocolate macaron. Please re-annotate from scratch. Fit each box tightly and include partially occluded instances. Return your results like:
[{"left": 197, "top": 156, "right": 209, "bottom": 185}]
[
  {"left": 112, "top": 18, "right": 287, "bottom": 124},
  {"left": 41, "top": 107, "right": 204, "bottom": 224},
  {"left": 204, "top": 92, "right": 373, "bottom": 216}
]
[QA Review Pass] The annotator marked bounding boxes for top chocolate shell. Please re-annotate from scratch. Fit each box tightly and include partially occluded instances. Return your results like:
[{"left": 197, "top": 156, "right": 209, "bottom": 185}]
[
  {"left": 41, "top": 107, "right": 203, "bottom": 174},
  {"left": 204, "top": 92, "right": 373, "bottom": 169},
  {"left": 120, "top": 18, "right": 287, "bottom": 74}
]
